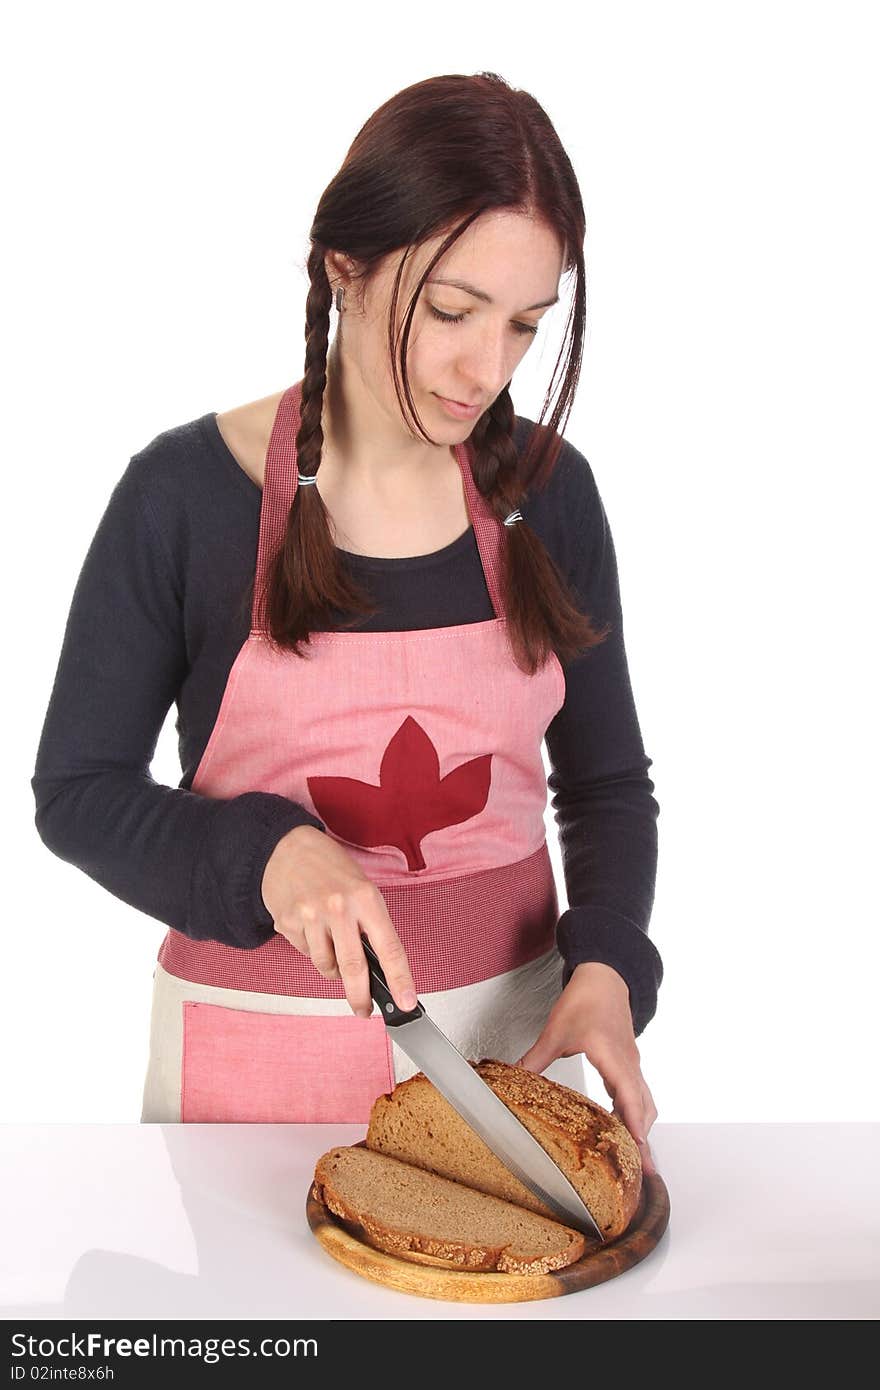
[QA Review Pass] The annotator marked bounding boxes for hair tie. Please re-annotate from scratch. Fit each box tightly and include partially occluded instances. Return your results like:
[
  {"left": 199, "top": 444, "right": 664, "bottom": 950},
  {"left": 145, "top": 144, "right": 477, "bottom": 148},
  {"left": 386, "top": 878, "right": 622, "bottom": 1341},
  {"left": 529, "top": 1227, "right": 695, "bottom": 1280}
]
[
  {"left": 503, "top": 509, "right": 523, "bottom": 527},
  {"left": 297, "top": 473, "right": 319, "bottom": 486}
]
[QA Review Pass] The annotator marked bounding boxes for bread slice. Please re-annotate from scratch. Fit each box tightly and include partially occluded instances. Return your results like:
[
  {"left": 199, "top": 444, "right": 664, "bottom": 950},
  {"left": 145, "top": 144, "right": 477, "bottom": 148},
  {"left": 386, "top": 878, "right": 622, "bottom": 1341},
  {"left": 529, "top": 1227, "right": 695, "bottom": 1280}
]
[
  {"left": 312, "top": 1145, "right": 586, "bottom": 1274},
  {"left": 366, "top": 1058, "right": 641, "bottom": 1240}
]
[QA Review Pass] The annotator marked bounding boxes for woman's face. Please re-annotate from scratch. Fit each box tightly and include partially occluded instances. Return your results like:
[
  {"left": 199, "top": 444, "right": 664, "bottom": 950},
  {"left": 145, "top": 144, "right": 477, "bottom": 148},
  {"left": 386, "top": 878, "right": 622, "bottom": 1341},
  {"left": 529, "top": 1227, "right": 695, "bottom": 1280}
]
[{"left": 332, "top": 209, "right": 565, "bottom": 444}]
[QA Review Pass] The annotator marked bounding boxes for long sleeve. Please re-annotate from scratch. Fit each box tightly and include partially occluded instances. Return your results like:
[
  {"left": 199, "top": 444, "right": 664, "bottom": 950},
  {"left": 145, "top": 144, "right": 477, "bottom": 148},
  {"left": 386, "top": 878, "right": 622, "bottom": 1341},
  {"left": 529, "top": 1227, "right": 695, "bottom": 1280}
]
[
  {"left": 543, "top": 450, "right": 663, "bottom": 1036},
  {"left": 31, "top": 453, "right": 325, "bottom": 948}
]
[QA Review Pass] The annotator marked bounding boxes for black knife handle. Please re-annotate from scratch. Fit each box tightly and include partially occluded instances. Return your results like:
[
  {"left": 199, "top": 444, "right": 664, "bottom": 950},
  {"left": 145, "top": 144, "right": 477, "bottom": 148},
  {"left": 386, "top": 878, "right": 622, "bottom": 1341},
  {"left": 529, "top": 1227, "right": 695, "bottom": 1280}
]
[{"left": 361, "top": 935, "right": 424, "bottom": 1026}]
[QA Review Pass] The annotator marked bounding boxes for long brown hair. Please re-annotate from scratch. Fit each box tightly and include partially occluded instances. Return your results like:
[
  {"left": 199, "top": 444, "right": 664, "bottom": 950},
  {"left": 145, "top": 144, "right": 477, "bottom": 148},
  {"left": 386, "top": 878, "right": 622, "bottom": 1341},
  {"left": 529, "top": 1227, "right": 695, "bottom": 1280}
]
[{"left": 260, "top": 71, "right": 611, "bottom": 675}]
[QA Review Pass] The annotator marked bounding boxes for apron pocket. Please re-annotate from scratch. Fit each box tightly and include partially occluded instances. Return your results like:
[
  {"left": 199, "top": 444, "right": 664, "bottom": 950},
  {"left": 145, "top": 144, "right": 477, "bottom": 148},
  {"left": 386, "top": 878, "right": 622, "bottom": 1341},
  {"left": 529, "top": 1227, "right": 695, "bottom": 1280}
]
[{"left": 180, "top": 1002, "right": 395, "bottom": 1123}]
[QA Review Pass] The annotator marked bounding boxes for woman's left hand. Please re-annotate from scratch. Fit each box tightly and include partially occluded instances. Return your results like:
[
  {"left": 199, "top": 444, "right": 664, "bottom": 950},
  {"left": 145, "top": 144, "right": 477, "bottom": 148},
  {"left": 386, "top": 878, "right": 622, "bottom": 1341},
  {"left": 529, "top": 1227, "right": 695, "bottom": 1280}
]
[{"left": 515, "top": 961, "right": 659, "bottom": 1176}]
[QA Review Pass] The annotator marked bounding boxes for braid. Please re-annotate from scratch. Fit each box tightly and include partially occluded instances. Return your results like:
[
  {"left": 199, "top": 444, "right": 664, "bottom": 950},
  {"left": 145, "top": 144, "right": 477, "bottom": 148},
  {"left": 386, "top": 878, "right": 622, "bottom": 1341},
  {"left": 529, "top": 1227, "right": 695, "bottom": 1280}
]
[
  {"left": 469, "top": 387, "right": 521, "bottom": 523},
  {"left": 470, "top": 386, "right": 610, "bottom": 673},
  {"left": 296, "top": 244, "right": 333, "bottom": 483},
  {"left": 259, "top": 247, "right": 377, "bottom": 650}
]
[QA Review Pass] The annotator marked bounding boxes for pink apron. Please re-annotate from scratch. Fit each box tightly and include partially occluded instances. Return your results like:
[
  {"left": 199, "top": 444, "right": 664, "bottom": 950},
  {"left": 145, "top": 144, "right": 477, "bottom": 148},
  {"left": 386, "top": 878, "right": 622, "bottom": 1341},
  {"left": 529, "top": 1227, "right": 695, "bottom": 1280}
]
[{"left": 142, "top": 379, "right": 576, "bottom": 1123}]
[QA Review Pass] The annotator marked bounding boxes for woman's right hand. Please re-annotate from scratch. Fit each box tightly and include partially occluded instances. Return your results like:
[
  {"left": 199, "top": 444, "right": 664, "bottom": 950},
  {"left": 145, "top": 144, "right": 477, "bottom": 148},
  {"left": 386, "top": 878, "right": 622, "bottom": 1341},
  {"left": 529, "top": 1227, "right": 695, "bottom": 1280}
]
[{"left": 261, "top": 824, "right": 418, "bottom": 1018}]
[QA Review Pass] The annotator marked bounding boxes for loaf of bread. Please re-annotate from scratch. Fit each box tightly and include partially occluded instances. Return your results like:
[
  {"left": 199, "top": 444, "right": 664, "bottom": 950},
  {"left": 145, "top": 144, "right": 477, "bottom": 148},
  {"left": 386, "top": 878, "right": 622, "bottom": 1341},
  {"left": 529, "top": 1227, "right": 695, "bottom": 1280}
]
[
  {"left": 312, "top": 1145, "right": 586, "bottom": 1274},
  {"left": 365, "top": 1058, "right": 642, "bottom": 1241}
]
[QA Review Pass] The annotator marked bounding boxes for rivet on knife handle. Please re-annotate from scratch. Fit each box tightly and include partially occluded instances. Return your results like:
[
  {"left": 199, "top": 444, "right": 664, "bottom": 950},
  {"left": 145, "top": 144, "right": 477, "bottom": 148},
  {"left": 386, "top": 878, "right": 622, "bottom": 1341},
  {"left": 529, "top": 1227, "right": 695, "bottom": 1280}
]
[{"left": 361, "top": 935, "right": 424, "bottom": 1025}]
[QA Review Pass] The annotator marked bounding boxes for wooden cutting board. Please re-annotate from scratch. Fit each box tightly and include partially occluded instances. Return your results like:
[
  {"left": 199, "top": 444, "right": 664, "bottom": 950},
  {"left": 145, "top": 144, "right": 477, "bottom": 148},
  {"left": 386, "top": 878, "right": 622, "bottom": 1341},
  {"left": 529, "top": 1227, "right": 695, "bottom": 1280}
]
[{"left": 306, "top": 1150, "right": 670, "bottom": 1304}]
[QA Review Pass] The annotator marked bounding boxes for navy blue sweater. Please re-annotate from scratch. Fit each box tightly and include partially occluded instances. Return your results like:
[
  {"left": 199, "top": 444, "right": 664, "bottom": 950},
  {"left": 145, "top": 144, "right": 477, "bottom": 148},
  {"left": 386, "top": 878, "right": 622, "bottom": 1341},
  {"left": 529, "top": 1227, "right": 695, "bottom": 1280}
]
[{"left": 31, "top": 410, "right": 663, "bottom": 1034}]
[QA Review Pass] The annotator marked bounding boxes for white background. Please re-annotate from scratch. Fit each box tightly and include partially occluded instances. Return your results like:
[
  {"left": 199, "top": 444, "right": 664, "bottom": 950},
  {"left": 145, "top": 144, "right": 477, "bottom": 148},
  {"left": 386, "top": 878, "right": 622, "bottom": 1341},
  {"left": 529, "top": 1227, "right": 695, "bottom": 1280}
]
[{"left": 5, "top": 0, "right": 877, "bottom": 1123}]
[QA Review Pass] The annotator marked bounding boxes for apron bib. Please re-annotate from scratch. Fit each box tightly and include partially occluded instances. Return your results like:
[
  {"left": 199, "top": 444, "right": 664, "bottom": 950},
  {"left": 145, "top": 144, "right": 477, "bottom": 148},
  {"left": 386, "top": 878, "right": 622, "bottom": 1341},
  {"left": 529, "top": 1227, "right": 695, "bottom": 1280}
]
[{"left": 142, "top": 379, "right": 583, "bottom": 1122}]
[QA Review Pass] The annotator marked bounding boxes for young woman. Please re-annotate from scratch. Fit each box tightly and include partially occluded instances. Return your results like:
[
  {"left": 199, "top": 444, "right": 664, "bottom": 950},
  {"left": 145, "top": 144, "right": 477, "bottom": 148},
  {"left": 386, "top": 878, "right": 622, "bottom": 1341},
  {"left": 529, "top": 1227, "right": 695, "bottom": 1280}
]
[{"left": 32, "top": 72, "right": 662, "bottom": 1174}]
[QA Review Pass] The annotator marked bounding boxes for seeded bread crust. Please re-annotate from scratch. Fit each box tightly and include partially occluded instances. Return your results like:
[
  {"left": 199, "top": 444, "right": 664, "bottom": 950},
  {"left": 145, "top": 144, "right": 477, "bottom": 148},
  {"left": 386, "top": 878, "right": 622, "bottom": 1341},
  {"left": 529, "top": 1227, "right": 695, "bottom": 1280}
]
[
  {"left": 366, "top": 1058, "right": 642, "bottom": 1240},
  {"left": 312, "top": 1146, "right": 586, "bottom": 1275}
]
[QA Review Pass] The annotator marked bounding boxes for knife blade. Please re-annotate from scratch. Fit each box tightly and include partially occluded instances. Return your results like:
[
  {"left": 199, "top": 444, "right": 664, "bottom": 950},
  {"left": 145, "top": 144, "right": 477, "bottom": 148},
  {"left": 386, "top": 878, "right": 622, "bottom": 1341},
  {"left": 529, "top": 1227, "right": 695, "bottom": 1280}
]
[{"left": 360, "top": 936, "right": 605, "bottom": 1241}]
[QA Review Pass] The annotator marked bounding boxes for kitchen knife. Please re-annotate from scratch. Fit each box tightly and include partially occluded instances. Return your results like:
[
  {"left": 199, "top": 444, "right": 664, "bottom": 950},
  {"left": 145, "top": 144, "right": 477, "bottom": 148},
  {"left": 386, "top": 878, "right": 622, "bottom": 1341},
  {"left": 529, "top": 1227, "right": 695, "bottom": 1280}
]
[{"left": 360, "top": 936, "right": 605, "bottom": 1241}]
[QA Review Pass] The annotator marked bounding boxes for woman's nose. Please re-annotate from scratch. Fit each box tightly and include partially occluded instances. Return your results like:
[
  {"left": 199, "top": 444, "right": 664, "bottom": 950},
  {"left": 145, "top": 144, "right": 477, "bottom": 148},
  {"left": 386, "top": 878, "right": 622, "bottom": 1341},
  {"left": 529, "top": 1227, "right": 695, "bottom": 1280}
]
[{"left": 456, "top": 329, "right": 515, "bottom": 400}]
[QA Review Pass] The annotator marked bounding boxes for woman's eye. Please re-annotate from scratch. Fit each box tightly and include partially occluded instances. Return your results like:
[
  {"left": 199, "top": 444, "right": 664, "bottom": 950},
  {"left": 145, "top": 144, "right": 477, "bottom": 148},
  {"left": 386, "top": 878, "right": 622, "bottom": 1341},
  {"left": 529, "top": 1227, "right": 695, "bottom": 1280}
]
[
  {"left": 430, "top": 306, "right": 467, "bottom": 325},
  {"left": 428, "top": 305, "right": 538, "bottom": 337}
]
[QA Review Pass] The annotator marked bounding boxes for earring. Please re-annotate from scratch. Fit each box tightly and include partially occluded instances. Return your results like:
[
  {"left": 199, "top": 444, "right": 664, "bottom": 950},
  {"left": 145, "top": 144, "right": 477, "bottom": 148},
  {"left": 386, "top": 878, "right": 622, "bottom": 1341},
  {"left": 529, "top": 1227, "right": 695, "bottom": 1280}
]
[{"left": 335, "top": 287, "right": 344, "bottom": 312}]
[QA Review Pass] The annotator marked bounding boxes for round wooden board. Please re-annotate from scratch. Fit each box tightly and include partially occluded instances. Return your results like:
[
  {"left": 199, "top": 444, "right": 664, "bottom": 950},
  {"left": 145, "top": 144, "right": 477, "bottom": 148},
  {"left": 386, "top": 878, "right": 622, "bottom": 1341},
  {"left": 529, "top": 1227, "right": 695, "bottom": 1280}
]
[{"left": 306, "top": 1159, "right": 670, "bottom": 1304}]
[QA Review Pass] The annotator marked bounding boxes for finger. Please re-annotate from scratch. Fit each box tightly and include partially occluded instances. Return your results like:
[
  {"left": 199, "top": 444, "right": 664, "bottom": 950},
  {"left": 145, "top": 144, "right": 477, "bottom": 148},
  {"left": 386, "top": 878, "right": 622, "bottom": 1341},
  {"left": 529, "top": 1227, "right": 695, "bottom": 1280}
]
[
  {"left": 604, "top": 1074, "right": 658, "bottom": 1173},
  {"left": 303, "top": 922, "right": 340, "bottom": 980},
  {"left": 626, "top": 1121, "right": 657, "bottom": 1177},
  {"left": 615, "top": 1116, "right": 656, "bottom": 1176},
  {"left": 611, "top": 1099, "right": 657, "bottom": 1176},
  {"left": 359, "top": 908, "right": 418, "bottom": 1012},
  {"left": 515, "top": 1035, "right": 560, "bottom": 1075},
  {"left": 638, "top": 1088, "right": 659, "bottom": 1174},
  {"left": 333, "top": 926, "right": 376, "bottom": 1019}
]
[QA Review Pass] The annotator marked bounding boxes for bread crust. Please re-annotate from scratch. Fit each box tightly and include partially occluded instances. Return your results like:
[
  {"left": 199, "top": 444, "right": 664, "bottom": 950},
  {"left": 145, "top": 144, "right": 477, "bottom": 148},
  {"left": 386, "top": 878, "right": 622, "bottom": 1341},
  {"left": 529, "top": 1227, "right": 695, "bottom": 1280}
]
[
  {"left": 312, "top": 1150, "right": 586, "bottom": 1275},
  {"left": 475, "top": 1059, "right": 642, "bottom": 1232}
]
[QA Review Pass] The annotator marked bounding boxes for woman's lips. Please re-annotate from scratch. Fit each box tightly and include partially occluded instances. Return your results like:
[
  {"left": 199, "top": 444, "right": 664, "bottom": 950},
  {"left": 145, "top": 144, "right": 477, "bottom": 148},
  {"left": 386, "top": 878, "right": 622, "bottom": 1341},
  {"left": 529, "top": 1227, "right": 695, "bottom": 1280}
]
[{"left": 435, "top": 394, "right": 483, "bottom": 419}]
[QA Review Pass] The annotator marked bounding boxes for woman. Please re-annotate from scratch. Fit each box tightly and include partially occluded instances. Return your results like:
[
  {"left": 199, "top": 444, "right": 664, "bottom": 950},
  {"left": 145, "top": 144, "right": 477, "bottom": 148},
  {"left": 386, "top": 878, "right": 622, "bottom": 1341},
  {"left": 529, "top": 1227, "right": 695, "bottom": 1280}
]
[{"left": 32, "top": 72, "right": 662, "bottom": 1174}]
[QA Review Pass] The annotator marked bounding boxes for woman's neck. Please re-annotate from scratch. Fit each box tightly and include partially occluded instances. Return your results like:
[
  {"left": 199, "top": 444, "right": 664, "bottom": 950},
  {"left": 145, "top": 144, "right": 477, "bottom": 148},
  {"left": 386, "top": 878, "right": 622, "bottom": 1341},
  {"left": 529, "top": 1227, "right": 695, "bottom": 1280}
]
[{"left": 319, "top": 344, "right": 450, "bottom": 491}]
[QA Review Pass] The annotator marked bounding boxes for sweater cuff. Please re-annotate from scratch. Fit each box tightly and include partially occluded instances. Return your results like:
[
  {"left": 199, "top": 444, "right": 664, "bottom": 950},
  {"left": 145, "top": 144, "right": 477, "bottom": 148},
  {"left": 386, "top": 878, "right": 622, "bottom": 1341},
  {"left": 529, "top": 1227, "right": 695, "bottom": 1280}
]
[
  {"left": 556, "top": 906, "right": 663, "bottom": 1037},
  {"left": 214, "top": 792, "right": 326, "bottom": 949}
]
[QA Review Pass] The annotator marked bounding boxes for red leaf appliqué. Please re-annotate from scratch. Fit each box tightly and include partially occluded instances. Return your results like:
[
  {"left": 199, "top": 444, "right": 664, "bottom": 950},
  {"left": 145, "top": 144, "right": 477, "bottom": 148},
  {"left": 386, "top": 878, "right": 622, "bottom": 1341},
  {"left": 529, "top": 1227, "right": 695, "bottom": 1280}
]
[{"left": 307, "top": 716, "right": 491, "bottom": 871}]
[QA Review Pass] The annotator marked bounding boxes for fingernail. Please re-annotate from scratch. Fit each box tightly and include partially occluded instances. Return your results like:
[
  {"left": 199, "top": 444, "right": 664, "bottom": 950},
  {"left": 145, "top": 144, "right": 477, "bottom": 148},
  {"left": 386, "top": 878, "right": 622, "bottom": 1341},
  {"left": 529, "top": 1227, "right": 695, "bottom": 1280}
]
[{"left": 401, "top": 991, "right": 418, "bottom": 1010}]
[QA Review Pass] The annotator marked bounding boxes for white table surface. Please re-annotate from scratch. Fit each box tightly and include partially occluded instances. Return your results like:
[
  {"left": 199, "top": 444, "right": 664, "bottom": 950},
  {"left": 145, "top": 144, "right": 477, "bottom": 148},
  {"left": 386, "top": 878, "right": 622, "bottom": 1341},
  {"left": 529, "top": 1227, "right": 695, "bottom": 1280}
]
[{"left": 2, "top": 1123, "right": 878, "bottom": 1321}]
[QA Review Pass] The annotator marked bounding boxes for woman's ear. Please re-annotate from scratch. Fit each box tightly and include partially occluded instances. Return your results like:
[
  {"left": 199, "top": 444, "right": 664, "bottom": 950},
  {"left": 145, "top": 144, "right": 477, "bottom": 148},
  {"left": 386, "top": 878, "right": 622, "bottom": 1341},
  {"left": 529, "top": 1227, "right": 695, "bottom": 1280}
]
[{"left": 323, "top": 249, "right": 357, "bottom": 302}]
